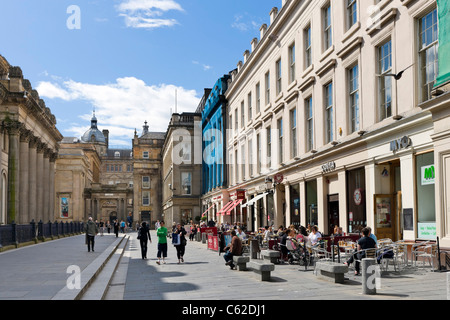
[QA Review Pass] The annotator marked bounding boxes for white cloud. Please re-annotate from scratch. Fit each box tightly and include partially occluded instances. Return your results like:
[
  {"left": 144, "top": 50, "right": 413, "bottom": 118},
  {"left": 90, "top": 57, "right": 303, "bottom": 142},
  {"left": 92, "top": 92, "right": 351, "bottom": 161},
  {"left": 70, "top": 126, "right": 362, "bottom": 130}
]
[
  {"left": 231, "top": 13, "right": 262, "bottom": 32},
  {"left": 36, "top": 77, "right": 200, "bottom": 144},
  {"left": 117, "top": 0, "right": 184, "bottom": 29}
]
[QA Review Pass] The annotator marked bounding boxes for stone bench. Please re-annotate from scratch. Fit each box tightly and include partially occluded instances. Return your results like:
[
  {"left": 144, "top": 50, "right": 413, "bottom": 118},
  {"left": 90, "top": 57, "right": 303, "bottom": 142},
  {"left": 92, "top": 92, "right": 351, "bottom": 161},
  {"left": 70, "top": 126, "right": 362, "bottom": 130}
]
[
  {"left": 261, "top": 250, "right": 280, "bottom": 264},
  {"left": 314, "top": 261, "right": 349, "bottom": 284},
  {"left": 233, "top": 256, "right": 250, "bottom": 271},
  {"left": 248, "top": 261, "right": 275, "bottom": 281}
]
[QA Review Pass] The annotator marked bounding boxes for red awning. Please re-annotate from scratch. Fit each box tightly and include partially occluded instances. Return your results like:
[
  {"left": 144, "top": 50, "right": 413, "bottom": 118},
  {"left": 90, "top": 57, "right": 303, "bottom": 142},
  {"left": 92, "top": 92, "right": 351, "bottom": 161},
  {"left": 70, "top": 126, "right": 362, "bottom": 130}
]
[
  {"left": 225, "top": 199, "right": 243, "bottom": 215},
  {"left": 217, "top": 201, "right": 234, "bottom": 216},
  {"left": 201, "top": 204, "right": 214, "bottom": 217}
]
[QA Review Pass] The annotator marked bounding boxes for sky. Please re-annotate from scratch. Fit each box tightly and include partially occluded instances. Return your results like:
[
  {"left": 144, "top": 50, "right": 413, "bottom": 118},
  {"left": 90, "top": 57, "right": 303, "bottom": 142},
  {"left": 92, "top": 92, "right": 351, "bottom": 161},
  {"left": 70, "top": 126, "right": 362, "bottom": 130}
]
[{"left": 0, "top": 0, "right": 280, "bottom": 147}]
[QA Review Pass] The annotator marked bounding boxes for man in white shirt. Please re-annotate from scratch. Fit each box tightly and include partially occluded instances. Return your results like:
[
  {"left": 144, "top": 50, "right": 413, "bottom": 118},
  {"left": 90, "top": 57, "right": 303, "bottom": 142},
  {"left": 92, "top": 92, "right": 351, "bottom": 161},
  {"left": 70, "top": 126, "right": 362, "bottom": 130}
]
[
  {"left": 309, "top": 226, "right": 322, "bottom": 246},
  {"left": 236, "top": 227, "right": 247, "bottom": 240}
]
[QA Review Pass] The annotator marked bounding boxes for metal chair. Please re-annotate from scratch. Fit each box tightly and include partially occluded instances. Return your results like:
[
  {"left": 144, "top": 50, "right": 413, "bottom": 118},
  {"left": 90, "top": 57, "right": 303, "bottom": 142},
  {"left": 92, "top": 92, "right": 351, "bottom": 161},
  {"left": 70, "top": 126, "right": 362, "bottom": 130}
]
[
  {"left": 412, "top": 241, "right": 431, "bottom": 267},
  {"left": 414, "top": 243, "right": 438, "bottom": 270}
]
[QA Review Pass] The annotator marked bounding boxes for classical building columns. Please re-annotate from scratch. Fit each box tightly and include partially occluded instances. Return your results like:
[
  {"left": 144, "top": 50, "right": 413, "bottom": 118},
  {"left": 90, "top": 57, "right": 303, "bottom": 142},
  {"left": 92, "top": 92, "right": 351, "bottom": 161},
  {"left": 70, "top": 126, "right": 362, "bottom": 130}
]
[{"left": 19, "top": 129, "right": 31, "bottom": 224}]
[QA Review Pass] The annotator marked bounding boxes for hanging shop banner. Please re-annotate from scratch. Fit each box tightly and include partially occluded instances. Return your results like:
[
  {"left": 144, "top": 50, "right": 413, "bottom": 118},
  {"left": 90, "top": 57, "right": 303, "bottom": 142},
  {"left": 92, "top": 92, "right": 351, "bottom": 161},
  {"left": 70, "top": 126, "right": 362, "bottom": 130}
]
[{"left": 207, "top": 235, "right": 219, "bottom": 251}]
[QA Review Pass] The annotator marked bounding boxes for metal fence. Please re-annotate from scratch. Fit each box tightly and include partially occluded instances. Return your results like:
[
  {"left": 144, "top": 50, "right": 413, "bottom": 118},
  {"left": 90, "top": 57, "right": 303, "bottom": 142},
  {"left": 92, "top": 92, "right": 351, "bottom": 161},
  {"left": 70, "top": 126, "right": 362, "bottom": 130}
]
[{"left": 0, "top": 220, "right": 85, "bottom": 248}]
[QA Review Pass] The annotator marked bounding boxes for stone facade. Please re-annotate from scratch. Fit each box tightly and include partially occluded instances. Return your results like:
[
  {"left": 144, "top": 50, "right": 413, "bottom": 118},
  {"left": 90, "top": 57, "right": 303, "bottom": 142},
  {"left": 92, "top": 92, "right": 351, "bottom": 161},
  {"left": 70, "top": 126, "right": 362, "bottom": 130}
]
[
  {"left": 0, "top": 55, "right": 62, "bottom": 225},
  {"left": 162, "top": 112, "right": 202, "bottom": 227}
]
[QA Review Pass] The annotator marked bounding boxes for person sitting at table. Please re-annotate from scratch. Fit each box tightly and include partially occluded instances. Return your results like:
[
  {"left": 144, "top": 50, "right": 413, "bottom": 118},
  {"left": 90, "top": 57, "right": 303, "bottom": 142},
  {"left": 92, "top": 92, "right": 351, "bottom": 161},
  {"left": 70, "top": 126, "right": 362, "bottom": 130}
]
[
  {"left": 333, "top": 226, "right": 343, "bottom": 237},
  {"left": 296, "top": 226, "right": 309, "bottom": 243},
  {"left": 276, "top": 225, "right": 284, "bottom": 237},
  {"left": 279, "top": 228, "right": 292, "bottom": 262},
  {"left": 263, "top": 226, "right": 273, "bottom": 241},
  {"left": 236, "top": 226, "right": 247, "bottom": 240},
  {"left": 223, "top": 230, "right": 243, "bottom": 270},
  {"left": 367, "top": 227, "right": 377, "bottom": 245},
  {"left": 309, "top": 226, "right": 322, "bottom": 246},
  {"left": 345, "top": 227, "right": 377, "bottom": 275}
]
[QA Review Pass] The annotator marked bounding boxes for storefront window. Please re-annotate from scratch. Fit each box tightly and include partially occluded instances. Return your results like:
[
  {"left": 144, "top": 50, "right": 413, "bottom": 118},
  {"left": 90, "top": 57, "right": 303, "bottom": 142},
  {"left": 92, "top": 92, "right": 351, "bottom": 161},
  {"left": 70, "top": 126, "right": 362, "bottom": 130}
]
[
  {"left": 347, "top": 168, "right": 366, "bottom": 234},
  {"left": 290, "top": 184, "right": 300, "bottom": 227},
  {"left": 416, "top": 152, "right": 436, "bottom": 239},
  {"left": 306, "top": 180, "right": 317, "bottom": 226},
  {"left": 375, "top": 196, "right": 392, "bottom": 229}
]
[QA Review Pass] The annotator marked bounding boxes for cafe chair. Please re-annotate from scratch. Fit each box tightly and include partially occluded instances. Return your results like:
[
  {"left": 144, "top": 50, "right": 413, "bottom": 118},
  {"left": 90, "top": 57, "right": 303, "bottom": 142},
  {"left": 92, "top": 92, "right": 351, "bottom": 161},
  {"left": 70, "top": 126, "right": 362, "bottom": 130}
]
[
  {"left": 412, "top": 241, "right": 431, "bottom": 267},
  {"left": 413, "top": 243, "right": 438, "bottom": 270}
]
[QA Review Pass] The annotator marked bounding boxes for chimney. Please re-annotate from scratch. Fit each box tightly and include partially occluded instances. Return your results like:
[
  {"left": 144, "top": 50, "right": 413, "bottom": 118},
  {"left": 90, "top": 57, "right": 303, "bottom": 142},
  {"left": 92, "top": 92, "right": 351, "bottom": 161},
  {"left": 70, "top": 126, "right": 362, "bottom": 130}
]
[
  {"left": 237, "top": 60, "right": 243, "bottom": 72},
  {"left": 260, "top": 24, "right": 267, "bottom": 39},
  {"left": 251, "top": 38, "right": 258, "bottom": 52},
  {"left": 243, "top": 50, "right": 250, "bottom": 63},
  {"left": 270, "top": 7, "right": 278, "bottom": 25},
  {"left": 102, "top": 129, "right": 109, "bottom": 148},
  {"left": 8, "top": 66, "right": 23, "bottom": 92}
]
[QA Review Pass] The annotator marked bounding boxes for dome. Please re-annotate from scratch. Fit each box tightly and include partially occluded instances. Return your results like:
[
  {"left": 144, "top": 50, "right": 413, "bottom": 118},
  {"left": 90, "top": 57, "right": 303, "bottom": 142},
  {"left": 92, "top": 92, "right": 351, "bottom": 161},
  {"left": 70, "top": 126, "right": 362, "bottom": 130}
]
[{"left": 81, "top": 114, "right": 106, "bottom": 144}]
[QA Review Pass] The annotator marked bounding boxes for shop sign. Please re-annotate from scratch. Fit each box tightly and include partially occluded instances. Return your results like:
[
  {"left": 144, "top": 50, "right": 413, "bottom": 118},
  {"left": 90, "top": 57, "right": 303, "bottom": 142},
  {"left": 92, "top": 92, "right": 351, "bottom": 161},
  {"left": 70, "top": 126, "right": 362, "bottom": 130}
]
[
  {"left": 236, "top": 189, "right": 246, "bottom": 200},
  {"left": 418, "top": 222, "right": 436, "bottom": 240},
  {"left": 353, "top": 189, "right": 363, "bottom": 205},
  {"left": 421, "top": 165, "right": 435, "bottom": 185},
  {"left": 322, "top": 161, "right": 336, "bottom": 173},
  {"left": 274, "top": 173, "right": 284, "bottom": 184},
  {"left": 390, "top": 136, "right": 412, "bottom": 152}
]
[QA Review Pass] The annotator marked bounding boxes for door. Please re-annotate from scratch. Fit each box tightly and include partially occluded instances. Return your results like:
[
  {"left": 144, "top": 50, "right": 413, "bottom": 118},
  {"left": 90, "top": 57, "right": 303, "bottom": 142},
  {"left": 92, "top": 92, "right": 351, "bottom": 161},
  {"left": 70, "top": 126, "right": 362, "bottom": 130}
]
[
  {"left": 328, "top": 194, "right": 339, "bottom": 235},
  {"left": 374, "top": 194, "right": 394, "bottom": 240}
]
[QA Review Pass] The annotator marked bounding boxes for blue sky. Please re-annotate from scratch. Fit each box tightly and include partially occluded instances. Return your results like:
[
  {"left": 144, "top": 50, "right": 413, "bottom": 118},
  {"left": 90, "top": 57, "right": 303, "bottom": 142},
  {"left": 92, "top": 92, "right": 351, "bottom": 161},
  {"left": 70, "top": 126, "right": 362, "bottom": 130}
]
[{"left": 0, "top": 0, "right": 279, "bottom": 147}]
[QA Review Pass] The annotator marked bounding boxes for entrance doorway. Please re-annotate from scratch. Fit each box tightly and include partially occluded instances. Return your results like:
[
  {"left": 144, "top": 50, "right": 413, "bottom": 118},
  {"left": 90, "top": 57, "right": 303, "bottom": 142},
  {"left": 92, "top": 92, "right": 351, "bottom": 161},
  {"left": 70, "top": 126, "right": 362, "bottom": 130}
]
[
  {"left": 109, "top": 212, "right": 117, "bottom": 224},
  {"left": 327, "top": 194, "right": 339, "bottom": 235},
  {"left": 374, "top": 161, "right": 402, "bottom": 241}
]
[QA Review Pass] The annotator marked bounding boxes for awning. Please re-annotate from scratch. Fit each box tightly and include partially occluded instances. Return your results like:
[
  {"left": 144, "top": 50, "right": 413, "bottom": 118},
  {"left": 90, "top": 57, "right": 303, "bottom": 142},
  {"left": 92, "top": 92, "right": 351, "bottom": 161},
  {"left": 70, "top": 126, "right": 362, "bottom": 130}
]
[
  {"left": 225, "top": 199, "right": 243, "bottom": 215},
  {"left": 201, "top": 204, "right": 214, "bottom": 217},
  {"left": 217, "top": 201, "right": 234, "bottom": 215},
  {"left": 241, "top": 192, "right": 268, "bottom": 208}
]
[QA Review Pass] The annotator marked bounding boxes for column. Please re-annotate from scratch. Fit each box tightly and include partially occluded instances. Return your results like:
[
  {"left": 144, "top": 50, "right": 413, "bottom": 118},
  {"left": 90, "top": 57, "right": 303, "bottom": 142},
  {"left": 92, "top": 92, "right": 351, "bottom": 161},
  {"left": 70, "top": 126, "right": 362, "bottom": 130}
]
[
  {"left": 317, "top": 176, "right": 326, "bottom": 235},
  {"left": 36, "top": 142, "right": 45, "bottom": 222},
  {"left": 19, "top": 130, "right": 31, "bottom": 224},
  {"left": 43, "top": 149, "right": 50, "bottom": 222},
  {"left": 284, "top": 183, "right": 291, "bottom": 227},
  {"left": 338, "top": 170, "right": 348, "bottom": 235},
  {"left": 299, "top": 180, "right": 306, "bottom": 227},
  {"left": 49, "top": 154, "right": 56, "bottom": 222},
  {"left": 6, "top": 121, "right": 21, "bottom": 224},
  {"left": 28, "top": 137, "right": 38, "bottom": 222}
]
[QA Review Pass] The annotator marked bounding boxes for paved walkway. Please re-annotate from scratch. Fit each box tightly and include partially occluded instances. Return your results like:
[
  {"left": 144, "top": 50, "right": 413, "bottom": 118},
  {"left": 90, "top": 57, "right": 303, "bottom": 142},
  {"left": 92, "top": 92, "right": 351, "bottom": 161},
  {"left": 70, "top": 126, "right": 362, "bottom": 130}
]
[
  {"left": 0, "top": 231, "right": 448, "bottom": 300},
  {"left": 110, "top": 231, "right": 449, "bottom": 300},
  {"left": 0, "top": 232, "right": 118, "bottom": 300}
]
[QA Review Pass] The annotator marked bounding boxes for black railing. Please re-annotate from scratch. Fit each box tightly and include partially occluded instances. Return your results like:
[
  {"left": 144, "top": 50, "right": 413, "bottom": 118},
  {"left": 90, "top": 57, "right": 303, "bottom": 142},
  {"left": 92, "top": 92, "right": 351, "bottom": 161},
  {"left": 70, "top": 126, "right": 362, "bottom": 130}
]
[{"left": 0, "top": 220, "right": 84, "bottom": 248}]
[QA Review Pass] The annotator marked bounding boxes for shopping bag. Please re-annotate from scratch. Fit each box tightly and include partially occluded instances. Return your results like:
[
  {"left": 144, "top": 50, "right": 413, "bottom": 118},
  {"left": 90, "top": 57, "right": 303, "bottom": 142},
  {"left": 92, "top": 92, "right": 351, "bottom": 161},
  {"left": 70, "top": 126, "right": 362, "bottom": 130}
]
[{"left": 172, "top": 233, "right": 180, "bottom": 245}]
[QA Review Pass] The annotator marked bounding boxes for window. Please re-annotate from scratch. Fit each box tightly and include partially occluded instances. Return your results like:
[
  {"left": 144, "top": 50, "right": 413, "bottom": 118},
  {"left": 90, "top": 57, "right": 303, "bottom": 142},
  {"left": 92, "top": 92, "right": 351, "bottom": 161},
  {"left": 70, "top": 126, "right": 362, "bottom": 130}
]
[
  {"left": 241, "top": 144, "right": 245, "bottom": 180},
  {"left": 142, "top": 191, "right": 150, "bottom": 206},
  {"left": 267, "top": 126, "right": 272, "bottom": 169},
  {"left": 323, "top": 4, "right": 332, "bottom": 50},
  {"left": 127, "top": 164, "right": 133, "bottom": 172},
  {"left": 276, "top": 59, "right": 282, "bottom": 95},
  {"left": 257, "top": 133, "right": 261, "bottom": 173},
  {"left": 278, "top": 118, "right": 283, "bottom": 164},
  {"left": 265, "top": 71, "right": 270, "bottom": 105},
  {"left": 234, "top": 109, "right": 238, "bottom": 134},
  {"left": 142, "top": 176, "right": 150, "bottom": 189},
  {"left": 248, "top": 92, "right": 252, "bottom": 121},
  {"left": 305, "top": 25, "right": 312, "bottom": 69},
  {"left": 419, "top": 9, "right": 439, "bottom": 102},
  {"left": 143, "top": 151, "right": 149, "bottom": 159},
  {"left": 291, "top": 108, "right": 297, "bottom": 158},
  {"left": 256, "top": 83, "right": 261, "bottom": 114},
  {"left": 248, "top": 139, "right": 253, "bottom": 177},
  {"left": 347, "top": 0, "right": 357, "bottom": 29},
  {"left": 241, "top": 101, "right": 245, "bottom": 128},
  {"left": 114, "top": 151, "right": 120, "bottom": 158},
  {"left": 349, "top": 64, "right": 360, "bottom": 133},
  {"left": 289, "top": 43, "right": 296, "bottom": 83},
  {"left": 378, "top": 40, "right": 392, "bottom": 120},
  {"left": 306, "top": 97, "right": 314, "bottom": 151},
  {"left": 325, "top": 82, "right": 334, "bottom": 143},
  {"left": 181, "top": 172, "right": 192, "bottom": 195}
]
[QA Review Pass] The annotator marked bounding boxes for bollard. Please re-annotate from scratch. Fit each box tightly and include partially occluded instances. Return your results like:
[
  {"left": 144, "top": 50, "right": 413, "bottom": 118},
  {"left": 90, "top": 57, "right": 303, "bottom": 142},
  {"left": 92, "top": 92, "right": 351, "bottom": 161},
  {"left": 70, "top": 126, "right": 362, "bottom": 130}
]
[
  {"left": 250, "top": 239, "right": 259, "bottom": 259},
  {"left": 202, "top": 233, "right": 207, "bottom": 244},
  {"left": 362, "top": 258, "right": 377, "bottom": 295}
]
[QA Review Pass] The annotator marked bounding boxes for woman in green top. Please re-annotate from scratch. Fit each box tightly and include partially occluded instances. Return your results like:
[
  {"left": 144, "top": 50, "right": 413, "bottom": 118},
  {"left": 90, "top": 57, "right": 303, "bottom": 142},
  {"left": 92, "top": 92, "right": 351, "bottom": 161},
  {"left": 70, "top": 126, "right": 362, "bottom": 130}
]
[{"left": 156, "top": 221, "right": 168, "bottom": 264}]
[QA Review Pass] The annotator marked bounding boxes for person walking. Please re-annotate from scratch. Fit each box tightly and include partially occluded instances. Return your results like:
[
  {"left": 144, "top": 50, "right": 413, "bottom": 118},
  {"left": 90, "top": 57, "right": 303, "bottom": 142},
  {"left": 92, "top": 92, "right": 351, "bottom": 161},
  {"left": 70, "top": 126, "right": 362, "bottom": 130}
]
[
  {"left": 114, "top": 220, "right": 119, "bottom": 238},
  {"left": 99, "top": 220, "right": 104, "bottom": 236},
  {"left": 84, "top": 217, "right": 99, "bottom": 252},
  {"left": 173, "top": 223, "right": 187, "bottom": 264},
  {"left": 106, "top": 221, "right": 111, "bottom": 234},
  {"left": 156, "top": 221, "right": 168, "bottom": 265},
  {"left": 120, "top": 220, "right": 126, "bottom": 233},
  {"left": 138, "top": 222, "right": 152, "bottom": 259}
]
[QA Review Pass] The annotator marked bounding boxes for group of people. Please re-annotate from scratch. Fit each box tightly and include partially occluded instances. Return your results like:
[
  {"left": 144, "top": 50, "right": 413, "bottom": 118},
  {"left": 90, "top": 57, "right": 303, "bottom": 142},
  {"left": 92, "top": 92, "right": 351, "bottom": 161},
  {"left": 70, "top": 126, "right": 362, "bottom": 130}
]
[
  {"left": 136, "top": 220, "right": 189, "bottom": 265},
  {"left": 83, "top": 217, "right": 129, "bottom": 252}
]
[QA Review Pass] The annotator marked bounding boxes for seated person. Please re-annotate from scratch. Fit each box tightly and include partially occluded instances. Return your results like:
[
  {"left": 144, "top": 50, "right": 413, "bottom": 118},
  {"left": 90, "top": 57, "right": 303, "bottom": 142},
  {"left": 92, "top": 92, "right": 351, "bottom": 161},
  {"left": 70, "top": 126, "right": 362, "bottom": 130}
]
[
  {"left": 236, "top": 226, "right": 247, "bottom": 240},
  {"left": 309, "top": 226, "right": 322, "bottom": 246},
  {"left": 346, "top": 227, "right": 377, "bottom": 275},
  {"left": 223, "top": 230, "right": 243, "bottom": 270},
  {"left": 296, "top": 226, "right": 309, "bottom": 243},
  {"left": 263, "top": 226, "right": 274, "bottom": 241}
]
